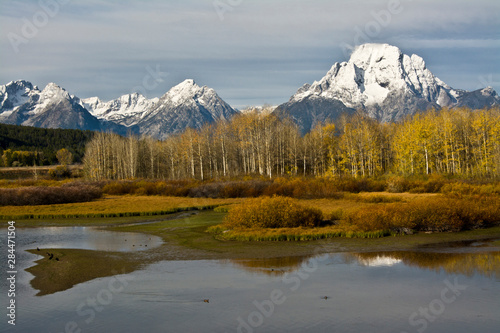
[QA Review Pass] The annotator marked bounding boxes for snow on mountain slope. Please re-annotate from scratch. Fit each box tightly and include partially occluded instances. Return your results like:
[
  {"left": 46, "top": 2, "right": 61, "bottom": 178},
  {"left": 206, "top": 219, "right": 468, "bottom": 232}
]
[
  {"left": 0, "top": 80, "right": 38, "bottom": 118},
  {"left": 276, "top": 43, "right": 499, "bottom": 132},
  {"left": 287, "top": 44, "right": 456, "bottom": 117},
  {"left": 3, "top": 46, "right": 497, "bottom": 137},
  {"left": 0, "top": 81, "right": 106, "bottom": 131},
  {"left": 137, "top": 79, "right": 239, "bottom": 139},
  {"left": 82, "top": 93, "right": 158, "bottom": 127},
  {"left": 0, "top": 79, "right": 238, "bottom": 138}
]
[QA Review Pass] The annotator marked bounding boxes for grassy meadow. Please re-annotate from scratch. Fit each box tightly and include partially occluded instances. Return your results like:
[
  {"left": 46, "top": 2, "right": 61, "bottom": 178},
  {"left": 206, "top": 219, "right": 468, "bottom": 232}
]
[
  {"left": 1, "top": 176, "right": 499, "bottom": 241},
  {"left": 0, "top": 195, "right": 240, "bottom": 220}
]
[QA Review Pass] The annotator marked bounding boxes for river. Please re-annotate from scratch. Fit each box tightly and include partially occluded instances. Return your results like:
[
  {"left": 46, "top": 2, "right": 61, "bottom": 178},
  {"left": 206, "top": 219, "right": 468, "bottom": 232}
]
[{"left": 0, "top": 226, "right": 498, "bottom": 332}]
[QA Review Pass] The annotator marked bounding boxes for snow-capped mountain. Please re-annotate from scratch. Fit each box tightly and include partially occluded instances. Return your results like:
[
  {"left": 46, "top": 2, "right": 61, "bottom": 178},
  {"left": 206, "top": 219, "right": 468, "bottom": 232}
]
[
  {"left": 136, "top": 79, "right": 238, "bottom": 140},
  {"left": 0, "top": 79, "right": 238, "bottom": 138},
  {"left": 0, "top": 81, "right": 103, "bottom": 131},
  {"left": 0, "top": 80, "right": 36, "bottom": 111},
  {"left": 275, "top": 43, "right": 499, "bottom": 132},
  {"left": 81, "top": 93, "right": 159, "bottom": 128},
  {"left": 3, "top": 46, "right": 497, "bottom": 137}
]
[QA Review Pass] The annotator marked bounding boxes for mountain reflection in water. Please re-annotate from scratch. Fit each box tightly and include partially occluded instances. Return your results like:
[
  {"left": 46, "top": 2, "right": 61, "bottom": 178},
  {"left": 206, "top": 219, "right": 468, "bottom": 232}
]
[{"left": 228, "top": 251, "right": 500, "bottom": 279}]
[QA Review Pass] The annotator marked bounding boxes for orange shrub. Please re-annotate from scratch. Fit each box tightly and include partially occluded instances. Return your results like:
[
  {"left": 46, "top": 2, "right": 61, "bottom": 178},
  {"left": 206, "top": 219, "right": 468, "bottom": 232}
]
[
  {"left": 346, "top": 197, "right": 500, "bottom": 233},
  {"left": 222, "top": 196, "right": 323, "bottom": 229}
]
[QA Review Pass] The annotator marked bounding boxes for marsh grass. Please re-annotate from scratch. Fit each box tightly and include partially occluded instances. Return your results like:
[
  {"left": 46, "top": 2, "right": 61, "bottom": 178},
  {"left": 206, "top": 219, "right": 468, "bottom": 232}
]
[
  {"left": 208, "top": 225, "right": 392, "bottom": 241},
  {"left": 0, "top": 196, "right": 240, "bottom": 220},
  {"left": 440, "top": 182, "right": 500, "bottom": 197},
  {"left": 352, "top": 193, "right": 404, "bottom": 203},
  {"left": 0, "top": 184, "right": 102, "bottom": 206},
  {"left": 208, "top": 195, "right": 396, "bottom": 241},
  {"left": 207, "top": 192, "right": 500, "bottom": 241}
]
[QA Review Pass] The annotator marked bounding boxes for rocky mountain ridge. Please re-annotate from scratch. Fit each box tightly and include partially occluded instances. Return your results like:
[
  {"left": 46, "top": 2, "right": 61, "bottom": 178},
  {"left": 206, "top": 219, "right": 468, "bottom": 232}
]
[{"left": 275, "top": 43, "right": 499, "bottom": 132}]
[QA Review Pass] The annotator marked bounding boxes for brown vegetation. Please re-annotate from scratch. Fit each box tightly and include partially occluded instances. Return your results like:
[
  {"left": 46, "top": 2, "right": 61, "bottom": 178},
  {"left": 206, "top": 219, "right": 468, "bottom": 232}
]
[
  {"left": 345, "top": 196, "right": 500, "bottom": 233},
  {"left": 98, "top": 177, "right": 386, "bottom": 199},
  {"left": 0, "top": 195, "right": 238, "bottom": 220},
  {"left": 0, "top": 184, "right": 102, "bottom": 206},
  {"left": 221, "top": 196, "right": 323, "bottom": 229}
]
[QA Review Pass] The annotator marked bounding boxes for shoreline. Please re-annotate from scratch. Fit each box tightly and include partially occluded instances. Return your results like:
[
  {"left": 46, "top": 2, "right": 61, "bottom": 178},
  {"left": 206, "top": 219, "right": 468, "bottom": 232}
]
[{"left": 20, "top": 210, "right": 500, "bottom": 295}]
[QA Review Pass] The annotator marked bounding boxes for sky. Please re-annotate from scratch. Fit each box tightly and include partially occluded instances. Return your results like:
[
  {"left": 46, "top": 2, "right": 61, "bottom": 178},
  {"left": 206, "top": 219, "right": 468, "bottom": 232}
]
[{"left": 1, "top": 0, "right": 499, "bottom": 109}]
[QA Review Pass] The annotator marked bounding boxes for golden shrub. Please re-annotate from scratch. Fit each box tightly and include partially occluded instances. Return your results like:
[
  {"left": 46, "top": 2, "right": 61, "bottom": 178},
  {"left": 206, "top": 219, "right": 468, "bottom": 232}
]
[
  {"left": 346, "top": 197, "right": 500, "bottom": 233},
  {"left": 223, "top": 196, "right": 323, "bottom": 229}
]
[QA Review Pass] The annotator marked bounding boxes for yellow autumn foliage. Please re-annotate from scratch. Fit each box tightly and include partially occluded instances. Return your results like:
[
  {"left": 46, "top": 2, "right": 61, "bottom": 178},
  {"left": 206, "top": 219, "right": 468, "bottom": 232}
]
[{"left": 222, "top": 196, "right": 323, "bottom": 229}]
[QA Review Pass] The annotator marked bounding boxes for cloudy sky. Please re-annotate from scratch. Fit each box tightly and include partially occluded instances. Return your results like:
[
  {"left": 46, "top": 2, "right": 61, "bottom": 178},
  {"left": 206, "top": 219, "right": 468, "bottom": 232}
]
[{"left": 1, "top": 0, "right": 499, "bottom": 108}]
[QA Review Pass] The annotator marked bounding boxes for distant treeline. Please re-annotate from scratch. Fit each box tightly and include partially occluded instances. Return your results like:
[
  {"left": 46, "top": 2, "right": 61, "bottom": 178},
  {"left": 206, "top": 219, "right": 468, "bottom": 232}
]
[
  {"left": 83, "top": 107, "right": 500, "bottom": 180},
  {"left": 0, "top": 123, "right": 94, "bottom": 167}
]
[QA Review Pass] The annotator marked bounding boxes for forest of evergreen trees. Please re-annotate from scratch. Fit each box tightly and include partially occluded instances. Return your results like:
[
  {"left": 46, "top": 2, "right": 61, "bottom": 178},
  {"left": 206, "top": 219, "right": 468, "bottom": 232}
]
[
  {"left": 0, "top": 124, "right": 93, "bottom": 167},
  {"left": 83, "top": 107, "right": 500, "bottom": 181}
]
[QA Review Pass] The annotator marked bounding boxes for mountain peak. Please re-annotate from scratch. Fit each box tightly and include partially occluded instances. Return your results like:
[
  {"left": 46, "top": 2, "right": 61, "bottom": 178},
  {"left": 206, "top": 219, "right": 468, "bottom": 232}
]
[
  {"left": 349, "top": 43, "right": 402, "bottom": 68},
  {"left": 161, "top": 79, "right": 204, "bottom": 107},
  {"left": 290, "top": 42, "right": 452, "bottom": 110},
  {"left": 481, "top": 86, "right": 496, "bottom": 96},
  {"left": 1, "top": 78, "right": 237, "bottom": 137},
  {"left": 41, "top": 82, "right": 71, "bottom": 101},
  {"left": 4, "top": 79, "right": 35, "bottom": 90},
  {"left": 0, "top": 80, "right": 38, "bottom": 111},
  {"left": 277, "top": 43, "right": 500, "bottom": 131},
  {"left": 181, "top": 78, "right": 196, "bottom": 86},
  {"left": 171, "top": 79, "right": 200, "bottom": 92},
  {"left": 139, "top": 79, "right": 237, "bottom": 139}
]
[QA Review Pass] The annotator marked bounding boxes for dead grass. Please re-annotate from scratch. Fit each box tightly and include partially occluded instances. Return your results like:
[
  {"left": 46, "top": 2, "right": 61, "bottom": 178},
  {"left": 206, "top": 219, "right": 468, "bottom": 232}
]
[
  {"left": 293, "top": 192, "right": 437, "bottom": 216},
  {"left": 0, "top": 195, "right": 241, "bottom": 219},
  {"left": 209, "top": 225, "right": 391, "bottom": 241},
  {"left": 0, "top": 185, "right": 102, "bottom": 206},
  {"left": 207, "top": 192, "right": 499, "bottom": 241}
]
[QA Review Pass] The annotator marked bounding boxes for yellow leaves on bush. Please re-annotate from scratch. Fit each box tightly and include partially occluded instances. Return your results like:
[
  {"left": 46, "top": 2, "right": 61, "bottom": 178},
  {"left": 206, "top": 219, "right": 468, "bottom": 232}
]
[
  {"left": 440, "top": 182, "right": 500, "bottom": 197},
  {"left": 346, "top": 197, "right": 500, "bottom": 233},
  {"left": 222, "top": 196, "right": 323, "bottom": 229}
]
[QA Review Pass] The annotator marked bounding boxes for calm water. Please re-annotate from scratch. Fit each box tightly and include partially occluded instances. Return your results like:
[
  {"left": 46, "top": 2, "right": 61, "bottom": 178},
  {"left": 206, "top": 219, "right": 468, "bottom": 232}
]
[{"left": 0, "top": 227, "right": 499, "bottom": 333}]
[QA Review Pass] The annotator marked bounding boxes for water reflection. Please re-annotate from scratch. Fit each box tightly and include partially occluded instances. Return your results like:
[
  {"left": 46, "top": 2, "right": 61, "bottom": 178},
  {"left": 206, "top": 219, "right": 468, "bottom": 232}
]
[
  {"left": 349, "top": 251, "right": 500, "bottom": 279},
  {"left": 351, "top": 254, "right": 402, "bottom": 267},
  {"left": 227, "top": 256, "right": 314, "bottom": 276},
  {"left": 25, "top": 226, "right": 163, "bottom": 252},
  {"left": 0, "top": 227, "right": 163, "bottom": 297},
  {"left": 228, "top": 251, "right": 500, "bottom": 279}
]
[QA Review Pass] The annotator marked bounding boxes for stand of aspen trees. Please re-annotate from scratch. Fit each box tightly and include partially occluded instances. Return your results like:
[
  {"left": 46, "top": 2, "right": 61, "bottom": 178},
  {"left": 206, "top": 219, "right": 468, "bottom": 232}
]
[{"left": 83, "top": 108, "right": 500, "bottom": 180}]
